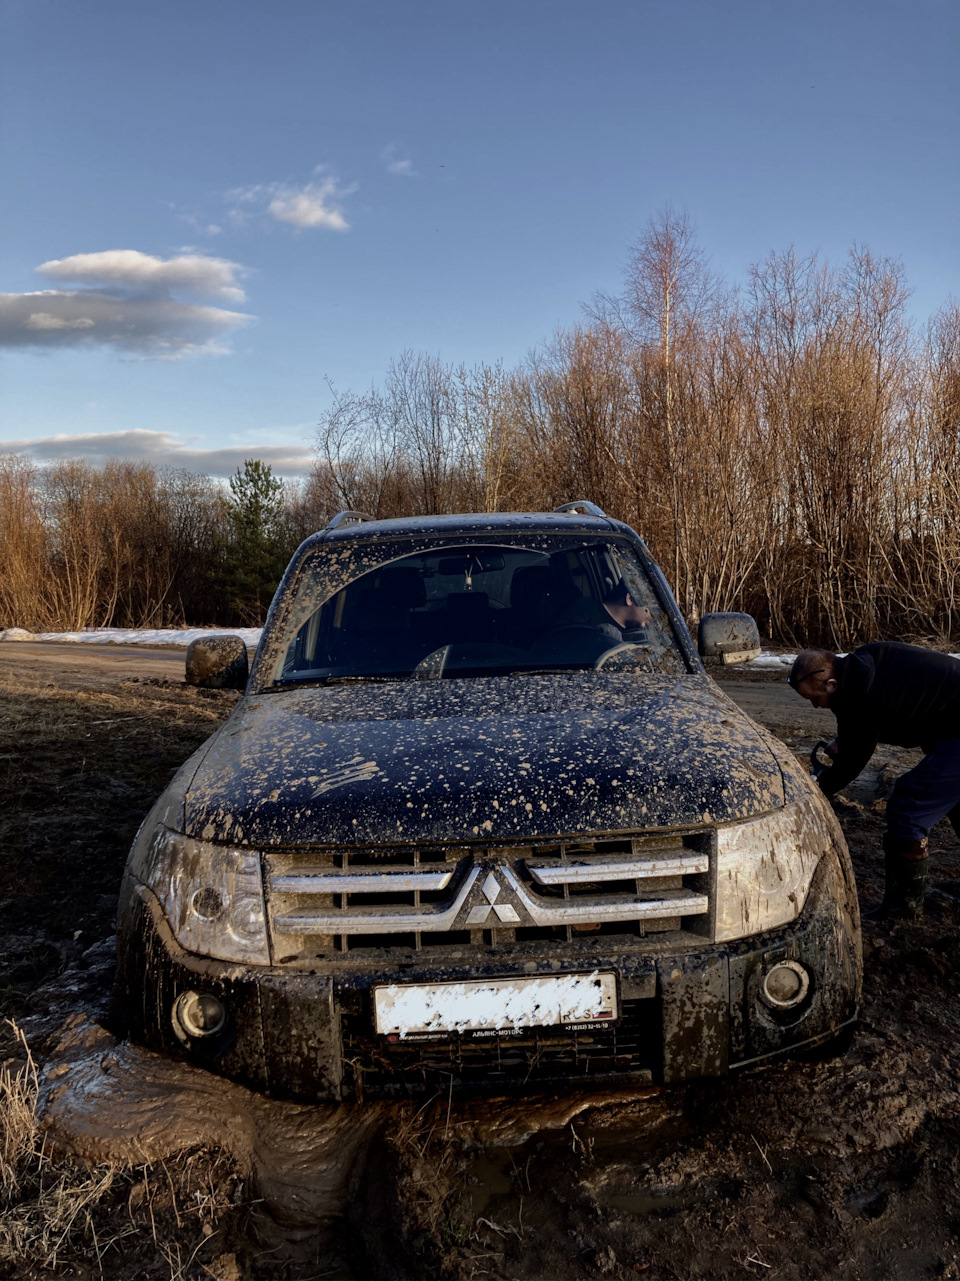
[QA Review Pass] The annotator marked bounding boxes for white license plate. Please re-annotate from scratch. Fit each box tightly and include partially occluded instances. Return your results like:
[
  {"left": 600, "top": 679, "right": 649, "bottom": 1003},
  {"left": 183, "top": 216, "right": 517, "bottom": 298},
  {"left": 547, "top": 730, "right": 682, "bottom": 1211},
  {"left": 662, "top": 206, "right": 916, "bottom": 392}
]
[{"left": 373, "top": 970, "right": 618, "bottom": 1038}]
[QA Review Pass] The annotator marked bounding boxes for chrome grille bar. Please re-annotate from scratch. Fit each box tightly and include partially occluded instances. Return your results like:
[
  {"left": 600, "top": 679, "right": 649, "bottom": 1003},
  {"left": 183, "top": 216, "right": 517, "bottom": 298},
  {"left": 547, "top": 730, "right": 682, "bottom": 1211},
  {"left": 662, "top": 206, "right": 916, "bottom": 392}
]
[
  {"left": 526, "top": 852, "right": 708, "bottom": 885},
  {"left": 500, "top": 864, "right": 708, "bottom": 924},
  {"left": 273, "top": 866, "right": 480, "bottom": 935},
  {"left": 271, "top": 868, "right": 454, "bottom": 894}
]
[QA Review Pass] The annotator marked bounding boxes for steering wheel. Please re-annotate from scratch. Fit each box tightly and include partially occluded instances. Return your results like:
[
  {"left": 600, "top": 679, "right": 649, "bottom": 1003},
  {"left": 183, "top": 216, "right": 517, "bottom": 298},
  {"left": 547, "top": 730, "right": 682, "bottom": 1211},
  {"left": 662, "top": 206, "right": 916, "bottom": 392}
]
[
  {"left": 594, "top": 642, "right": 653, "bottom": 672},
  {"left": 412, "top": 646, "right": 451, "bottom": 679}
]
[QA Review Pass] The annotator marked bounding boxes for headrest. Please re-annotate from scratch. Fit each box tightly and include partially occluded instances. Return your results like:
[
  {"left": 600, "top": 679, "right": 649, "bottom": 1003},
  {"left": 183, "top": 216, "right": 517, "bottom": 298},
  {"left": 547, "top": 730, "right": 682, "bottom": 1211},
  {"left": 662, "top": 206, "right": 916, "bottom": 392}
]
[
  {"left": 446, "top": 591, "right": 490, "bottom": 619},
  {"left": 509, "top": 565, "right": 554, "bottom": 609},
  {"left": 373, "top": 567, "right": 427, "bottom": 608}
]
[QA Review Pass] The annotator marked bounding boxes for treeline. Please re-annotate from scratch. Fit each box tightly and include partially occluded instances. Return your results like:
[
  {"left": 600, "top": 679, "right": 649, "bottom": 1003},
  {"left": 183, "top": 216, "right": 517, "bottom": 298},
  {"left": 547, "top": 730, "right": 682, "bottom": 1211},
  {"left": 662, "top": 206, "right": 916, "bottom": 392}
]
[
  {"left": 0, "top": 455, "right": 325, "bottom": 630},
  {"left": 1, "top": 212, "right": 958, "bottom": 644},
  {"left": 317, "top": 214, "right": 960, "bottom": 648}
]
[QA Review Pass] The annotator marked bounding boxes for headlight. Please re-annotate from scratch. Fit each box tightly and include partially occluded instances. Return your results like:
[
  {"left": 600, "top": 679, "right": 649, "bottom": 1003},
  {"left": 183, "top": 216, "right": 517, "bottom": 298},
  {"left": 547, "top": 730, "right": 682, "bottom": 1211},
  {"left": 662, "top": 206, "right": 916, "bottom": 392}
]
[
  {"left": 129, "top": 825, "right": 269, "bottom": 964},
  {"left": 714, "top": 796, "right": 828, "bottom": 942}
]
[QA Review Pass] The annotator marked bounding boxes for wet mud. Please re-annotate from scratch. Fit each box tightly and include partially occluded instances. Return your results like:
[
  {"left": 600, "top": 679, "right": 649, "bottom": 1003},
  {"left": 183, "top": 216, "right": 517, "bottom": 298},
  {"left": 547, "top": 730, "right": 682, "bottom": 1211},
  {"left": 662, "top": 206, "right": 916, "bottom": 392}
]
[
  {"left": 3, "top": 648, "right": 960, "bottom": 1278},
  {"left": 40, "top": 1013, "right": 651, "bottom": 1273}
]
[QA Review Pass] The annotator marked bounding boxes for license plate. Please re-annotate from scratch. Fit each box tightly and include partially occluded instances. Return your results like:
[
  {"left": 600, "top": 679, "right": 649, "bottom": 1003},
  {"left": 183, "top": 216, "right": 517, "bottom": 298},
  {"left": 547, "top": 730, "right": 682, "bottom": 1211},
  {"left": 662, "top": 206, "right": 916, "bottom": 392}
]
[{"left": 373, "top": 970, "right": 618, "bottom": 1038}]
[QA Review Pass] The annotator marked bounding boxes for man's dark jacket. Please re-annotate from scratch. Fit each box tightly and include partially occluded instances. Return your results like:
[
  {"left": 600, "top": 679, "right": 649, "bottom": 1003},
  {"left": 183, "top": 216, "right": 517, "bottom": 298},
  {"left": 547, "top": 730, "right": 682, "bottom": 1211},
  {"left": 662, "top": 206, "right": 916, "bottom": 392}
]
[{"left": 822, "top": 642, "right": 960, "bottom": 797}]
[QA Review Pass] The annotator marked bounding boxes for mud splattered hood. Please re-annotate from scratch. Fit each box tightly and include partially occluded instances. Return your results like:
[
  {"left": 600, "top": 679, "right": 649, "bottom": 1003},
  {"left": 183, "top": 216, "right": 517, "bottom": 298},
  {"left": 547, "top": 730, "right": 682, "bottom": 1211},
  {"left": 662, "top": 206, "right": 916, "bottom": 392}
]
[{"left": 181, "top": 673, "right": 784, "bottom": 846}]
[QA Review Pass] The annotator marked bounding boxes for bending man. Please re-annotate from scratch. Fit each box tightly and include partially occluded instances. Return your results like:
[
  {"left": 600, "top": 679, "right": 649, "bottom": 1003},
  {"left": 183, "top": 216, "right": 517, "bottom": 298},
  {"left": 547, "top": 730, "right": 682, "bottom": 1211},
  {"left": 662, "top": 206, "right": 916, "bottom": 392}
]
[{"left": 789, "top": 641, "right": 960, "bottom": 921}]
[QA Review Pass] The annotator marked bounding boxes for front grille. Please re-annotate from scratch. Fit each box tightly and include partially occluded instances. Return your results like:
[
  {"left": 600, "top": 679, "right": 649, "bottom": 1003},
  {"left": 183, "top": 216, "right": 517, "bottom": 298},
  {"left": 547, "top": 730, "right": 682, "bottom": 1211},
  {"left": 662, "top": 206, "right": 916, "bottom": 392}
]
[
  {"left": 264, "top": 831, "right": 712, "bottom": 959},
  {"left": 339, "top": 997, "right": 660, "bottom": 1100}
]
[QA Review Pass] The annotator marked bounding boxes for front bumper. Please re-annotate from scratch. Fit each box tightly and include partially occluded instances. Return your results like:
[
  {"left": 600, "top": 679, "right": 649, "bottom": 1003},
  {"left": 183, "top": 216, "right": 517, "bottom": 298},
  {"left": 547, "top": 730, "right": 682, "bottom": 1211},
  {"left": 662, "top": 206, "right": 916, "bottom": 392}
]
[{"left": 114, "top": 849, "right": 861, "bottom": 1103}]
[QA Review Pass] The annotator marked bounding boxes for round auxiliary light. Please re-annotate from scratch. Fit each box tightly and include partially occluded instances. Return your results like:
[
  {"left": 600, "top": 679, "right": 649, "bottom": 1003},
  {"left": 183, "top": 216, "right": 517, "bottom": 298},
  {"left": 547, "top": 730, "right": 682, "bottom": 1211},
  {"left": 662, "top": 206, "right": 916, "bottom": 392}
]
[
  {"left": 191, "top": 887, "right": 224, "bottom": 920},
  {"left": 761, "top": 960, "right": 810, "bottom": 1010},
  {"left": 175, "top": 991, "right": 227, "bottom": 1039}
]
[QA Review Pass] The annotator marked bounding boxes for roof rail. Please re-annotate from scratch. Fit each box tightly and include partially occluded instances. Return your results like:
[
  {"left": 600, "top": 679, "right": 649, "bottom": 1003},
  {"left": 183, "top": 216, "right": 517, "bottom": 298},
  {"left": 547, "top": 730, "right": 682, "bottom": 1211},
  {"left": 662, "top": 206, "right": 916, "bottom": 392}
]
[
  {"left": 326, "top": 510, "right": 375, "bottom": 530},
  {"left": 553, "top": 500, "right": 607, "bottom": 518}
]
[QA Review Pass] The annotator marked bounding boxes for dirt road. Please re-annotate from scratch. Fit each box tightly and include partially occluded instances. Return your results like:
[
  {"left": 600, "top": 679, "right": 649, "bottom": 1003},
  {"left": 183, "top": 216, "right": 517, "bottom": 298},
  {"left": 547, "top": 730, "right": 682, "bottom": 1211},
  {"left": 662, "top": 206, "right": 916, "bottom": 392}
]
[
  {"left": 0, "top": 639, "right": 187, "bottom": 679},
  {"left": 3, "top": 643, "right": 960, "bottom": 1280}
]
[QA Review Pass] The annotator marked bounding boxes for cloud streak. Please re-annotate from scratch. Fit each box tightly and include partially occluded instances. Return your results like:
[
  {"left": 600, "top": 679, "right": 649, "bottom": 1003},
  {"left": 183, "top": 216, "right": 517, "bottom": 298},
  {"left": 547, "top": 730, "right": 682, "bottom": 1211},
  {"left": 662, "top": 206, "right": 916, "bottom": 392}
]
[
  {"left": 381, "top": 144, "right": 416, "bottom": 177},
  {"left": 0, "top": 430, "right": 313, "bottom": 478},
  {"left": 0, "top": 251, "right": 253, "bottom": 357}
]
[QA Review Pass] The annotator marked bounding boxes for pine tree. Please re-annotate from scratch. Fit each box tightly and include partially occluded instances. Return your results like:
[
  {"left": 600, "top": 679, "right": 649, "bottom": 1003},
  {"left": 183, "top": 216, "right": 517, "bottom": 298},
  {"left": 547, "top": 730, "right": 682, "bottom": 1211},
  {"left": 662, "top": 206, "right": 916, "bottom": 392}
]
[{"left": 222, "top": 459, "right": 289, "bottom": 623}]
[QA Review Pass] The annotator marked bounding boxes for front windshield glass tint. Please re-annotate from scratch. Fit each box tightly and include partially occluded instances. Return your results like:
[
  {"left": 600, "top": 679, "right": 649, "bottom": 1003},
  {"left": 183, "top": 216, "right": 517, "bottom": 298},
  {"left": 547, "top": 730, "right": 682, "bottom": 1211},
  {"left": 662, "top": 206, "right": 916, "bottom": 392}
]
[{"left": 272, "top": 538, "right": 685, "bottom": 685}]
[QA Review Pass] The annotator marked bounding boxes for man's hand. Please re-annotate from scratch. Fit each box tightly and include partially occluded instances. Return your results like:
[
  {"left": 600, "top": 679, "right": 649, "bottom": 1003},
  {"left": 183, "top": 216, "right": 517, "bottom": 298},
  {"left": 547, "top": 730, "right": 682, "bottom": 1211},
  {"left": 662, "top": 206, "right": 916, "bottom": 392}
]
[{"left": 810, "top": 740, "right": 837, "bottom": 782}]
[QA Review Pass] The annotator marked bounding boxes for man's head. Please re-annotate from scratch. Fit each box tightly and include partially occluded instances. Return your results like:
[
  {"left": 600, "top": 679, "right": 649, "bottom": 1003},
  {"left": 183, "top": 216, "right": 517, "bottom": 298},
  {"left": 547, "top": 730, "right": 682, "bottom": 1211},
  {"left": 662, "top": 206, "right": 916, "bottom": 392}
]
[
  {"left": 788, "top": 648, "right": 839, "bottom": 708},
  {"left": 603, "top": 581, "right": 652, "bottom": 631}
]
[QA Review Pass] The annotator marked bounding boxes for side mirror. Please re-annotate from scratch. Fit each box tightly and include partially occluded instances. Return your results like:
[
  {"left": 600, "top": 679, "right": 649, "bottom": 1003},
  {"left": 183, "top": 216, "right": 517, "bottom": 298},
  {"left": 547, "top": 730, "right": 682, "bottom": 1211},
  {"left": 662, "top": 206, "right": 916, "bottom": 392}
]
[
  {"left": 185, "top": 634, "right": 250, "bottom": 690},
  {"left": 697, "top": 612, "right": 762, "bottom": 666}
]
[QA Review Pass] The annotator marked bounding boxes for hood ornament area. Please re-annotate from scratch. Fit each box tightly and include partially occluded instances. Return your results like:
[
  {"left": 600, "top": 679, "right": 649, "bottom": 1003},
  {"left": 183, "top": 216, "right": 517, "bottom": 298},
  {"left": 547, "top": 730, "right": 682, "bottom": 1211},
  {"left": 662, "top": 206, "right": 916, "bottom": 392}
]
[{"left": 465, "top": 870, "right": 523, "bottom": 926}]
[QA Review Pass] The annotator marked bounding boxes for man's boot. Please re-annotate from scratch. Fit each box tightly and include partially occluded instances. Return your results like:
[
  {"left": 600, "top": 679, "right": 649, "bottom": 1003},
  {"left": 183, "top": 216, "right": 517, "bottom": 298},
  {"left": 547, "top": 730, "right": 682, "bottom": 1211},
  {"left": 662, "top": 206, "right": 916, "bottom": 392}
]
[{"left": 864, "top": 835, "right": 928, "bottom": 923}]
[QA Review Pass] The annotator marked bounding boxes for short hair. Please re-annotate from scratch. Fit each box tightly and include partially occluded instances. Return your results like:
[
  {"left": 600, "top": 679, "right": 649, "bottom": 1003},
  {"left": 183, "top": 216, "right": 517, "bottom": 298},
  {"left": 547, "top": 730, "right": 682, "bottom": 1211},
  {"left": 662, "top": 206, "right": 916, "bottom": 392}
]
[
  {"left": 789, "top": 648, "right": 838, "bottom": 688},
  {"left": 604, "top": 579, "right": 632, "bottom": 607}
]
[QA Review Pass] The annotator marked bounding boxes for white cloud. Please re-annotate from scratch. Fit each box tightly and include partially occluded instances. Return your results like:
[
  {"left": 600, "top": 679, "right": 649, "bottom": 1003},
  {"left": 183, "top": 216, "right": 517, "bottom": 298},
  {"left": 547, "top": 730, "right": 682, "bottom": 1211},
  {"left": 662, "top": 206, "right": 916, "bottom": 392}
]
[
  {"left": 226, "top": 171, "right": 354, "bottom": 231},
  {"left": 0, "top": 430, "right": 313, "bottom": 478},
  {"left": 268, "top": 182, "right": 349, "bottom": 230},
  {"left": 0, "top": 290, "right": 251, "bottom": 357},
  {"left": 38, "top": 250, "right": 246, "bottom": 303},
  {"left": 0, "top": 250, "right": 253, "bottom": 357},
  {"left": 381, "top": 144, "right": 416, "bottom": 177}
]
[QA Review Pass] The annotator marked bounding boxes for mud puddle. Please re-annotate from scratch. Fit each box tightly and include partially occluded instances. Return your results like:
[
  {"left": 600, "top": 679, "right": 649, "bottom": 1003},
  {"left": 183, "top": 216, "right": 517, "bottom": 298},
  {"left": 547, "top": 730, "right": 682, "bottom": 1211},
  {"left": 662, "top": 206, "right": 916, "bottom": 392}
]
[{"left": 40, "top": 1013, "right": 681, "bottom": 1275}]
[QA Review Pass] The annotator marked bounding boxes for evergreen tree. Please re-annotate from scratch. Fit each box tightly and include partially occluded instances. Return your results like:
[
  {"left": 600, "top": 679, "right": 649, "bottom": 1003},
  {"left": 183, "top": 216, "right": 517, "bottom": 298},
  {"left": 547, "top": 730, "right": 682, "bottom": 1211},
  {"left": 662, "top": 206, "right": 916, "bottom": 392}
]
[{"left": 222, "top": 459, "right": 289, "bottom": 622}]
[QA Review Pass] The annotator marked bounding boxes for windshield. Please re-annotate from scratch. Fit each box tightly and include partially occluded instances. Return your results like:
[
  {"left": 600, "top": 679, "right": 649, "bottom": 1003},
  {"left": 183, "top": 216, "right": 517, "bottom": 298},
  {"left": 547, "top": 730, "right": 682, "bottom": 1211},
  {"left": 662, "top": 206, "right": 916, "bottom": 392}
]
[{"left": 269, "top": 536, "right": 686, "bottom": 686}]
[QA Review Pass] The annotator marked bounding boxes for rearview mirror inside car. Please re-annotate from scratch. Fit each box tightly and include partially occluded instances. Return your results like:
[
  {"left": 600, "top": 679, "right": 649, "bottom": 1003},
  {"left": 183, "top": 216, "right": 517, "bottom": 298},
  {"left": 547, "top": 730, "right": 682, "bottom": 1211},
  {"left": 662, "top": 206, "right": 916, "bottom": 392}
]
[{"left": 437, "top": 552, "right": 506, "bottom": 576}]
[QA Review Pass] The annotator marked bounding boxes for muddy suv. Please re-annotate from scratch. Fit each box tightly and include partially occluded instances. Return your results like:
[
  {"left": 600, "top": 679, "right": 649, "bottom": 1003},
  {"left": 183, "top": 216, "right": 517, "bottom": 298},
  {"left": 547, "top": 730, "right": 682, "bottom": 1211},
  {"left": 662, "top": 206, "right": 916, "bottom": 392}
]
[{"left": 115, "top": 504, "right": 861, "bottom": 1101}]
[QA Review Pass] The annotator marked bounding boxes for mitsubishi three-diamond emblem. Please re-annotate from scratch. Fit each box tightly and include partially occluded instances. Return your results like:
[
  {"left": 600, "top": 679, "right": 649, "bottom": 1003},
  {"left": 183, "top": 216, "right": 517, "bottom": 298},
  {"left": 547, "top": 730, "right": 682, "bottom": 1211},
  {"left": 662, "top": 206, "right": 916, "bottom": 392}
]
[{"left": 465, "top": 869, "right": 522, "bottom": 926}]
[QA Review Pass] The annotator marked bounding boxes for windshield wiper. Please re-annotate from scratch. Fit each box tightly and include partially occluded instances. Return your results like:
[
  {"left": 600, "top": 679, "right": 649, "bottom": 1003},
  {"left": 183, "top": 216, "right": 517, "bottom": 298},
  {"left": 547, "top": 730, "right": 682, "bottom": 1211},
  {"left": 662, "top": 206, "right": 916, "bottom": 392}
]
[
  {"left": 510, "top": 666, "right": 586, "bottom": 676},
  {"left": 274, "top": 673, "right": 405, "bottom": 689}
]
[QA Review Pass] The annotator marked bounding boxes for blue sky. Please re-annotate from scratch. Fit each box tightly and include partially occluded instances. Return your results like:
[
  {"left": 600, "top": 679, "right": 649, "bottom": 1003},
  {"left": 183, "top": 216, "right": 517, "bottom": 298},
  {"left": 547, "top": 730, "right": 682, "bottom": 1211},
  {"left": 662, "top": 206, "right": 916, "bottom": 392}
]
[{"left": 1, "top": 0, "right": 957, "bottom": 477}]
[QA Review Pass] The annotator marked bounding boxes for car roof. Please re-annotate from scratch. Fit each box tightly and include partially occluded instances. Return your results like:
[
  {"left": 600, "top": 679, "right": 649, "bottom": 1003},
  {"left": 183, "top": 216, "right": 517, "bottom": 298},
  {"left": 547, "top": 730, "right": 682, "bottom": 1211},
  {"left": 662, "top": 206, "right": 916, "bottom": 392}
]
[{"left": 301, "top": 510, "right": 627, "bottom": 553}]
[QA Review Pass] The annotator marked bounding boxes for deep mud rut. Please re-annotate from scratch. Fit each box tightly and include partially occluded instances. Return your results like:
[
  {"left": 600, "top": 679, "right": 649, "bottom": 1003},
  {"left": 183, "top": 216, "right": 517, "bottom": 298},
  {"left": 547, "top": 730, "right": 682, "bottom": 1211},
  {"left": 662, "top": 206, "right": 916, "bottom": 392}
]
[{"left": 3, "top": 645, "right": 960, "bottom": 1280}]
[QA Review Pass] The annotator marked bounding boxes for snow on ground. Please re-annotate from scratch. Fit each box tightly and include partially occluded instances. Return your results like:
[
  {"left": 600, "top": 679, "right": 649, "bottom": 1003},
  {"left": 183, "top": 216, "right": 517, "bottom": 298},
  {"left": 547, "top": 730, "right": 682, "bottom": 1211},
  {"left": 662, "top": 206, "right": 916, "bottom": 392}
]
[
  {"left": 747, "top": 649, "right": 960, "bottom": 665},
  {"left": 0, "top": 626, "right": 263, "bottom": 647},
  {"left": 1, "top": 630, "right": 957, "bottom": 666}
]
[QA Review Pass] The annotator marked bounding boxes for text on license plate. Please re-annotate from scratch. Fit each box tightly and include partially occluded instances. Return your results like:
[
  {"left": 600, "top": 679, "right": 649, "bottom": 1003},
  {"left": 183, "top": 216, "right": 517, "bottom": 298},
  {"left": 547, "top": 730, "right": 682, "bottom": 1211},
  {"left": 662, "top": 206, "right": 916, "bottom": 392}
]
[{"left": 373, "top": 970, "right": 618, "bottom": 1038}]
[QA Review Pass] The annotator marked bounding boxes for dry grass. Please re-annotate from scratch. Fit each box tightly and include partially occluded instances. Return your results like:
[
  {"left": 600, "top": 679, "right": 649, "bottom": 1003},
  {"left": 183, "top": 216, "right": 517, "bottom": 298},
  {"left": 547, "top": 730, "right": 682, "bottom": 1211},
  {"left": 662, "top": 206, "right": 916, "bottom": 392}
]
[
  {"left": 0, "top": 671, "right": 235, "bottom": 961},
  {"left": 0, "top": 1023, "right": 246, "bottom": 1280}
]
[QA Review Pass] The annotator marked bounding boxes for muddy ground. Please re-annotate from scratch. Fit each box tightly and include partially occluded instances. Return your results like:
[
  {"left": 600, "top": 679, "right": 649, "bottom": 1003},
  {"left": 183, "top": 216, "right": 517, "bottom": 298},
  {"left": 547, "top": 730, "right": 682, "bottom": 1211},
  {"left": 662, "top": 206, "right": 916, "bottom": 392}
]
[{"left": 2, "top": 643, "right": 960, "bottom": 1280}]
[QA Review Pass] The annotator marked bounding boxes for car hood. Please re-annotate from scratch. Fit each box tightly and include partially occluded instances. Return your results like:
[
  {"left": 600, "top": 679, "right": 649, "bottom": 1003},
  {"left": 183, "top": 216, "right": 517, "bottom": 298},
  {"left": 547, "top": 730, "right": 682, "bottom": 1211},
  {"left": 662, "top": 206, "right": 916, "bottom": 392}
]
[{"left": 181, "top": 673, "right": 785, "bottom": 846}]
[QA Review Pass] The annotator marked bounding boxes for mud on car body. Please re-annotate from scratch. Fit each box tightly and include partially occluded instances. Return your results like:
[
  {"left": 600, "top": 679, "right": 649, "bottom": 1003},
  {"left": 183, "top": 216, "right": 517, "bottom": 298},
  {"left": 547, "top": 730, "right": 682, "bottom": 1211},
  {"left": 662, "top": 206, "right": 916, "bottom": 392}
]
[{"left": 115, "top": 505, "right": 861, "bottom": 1102}]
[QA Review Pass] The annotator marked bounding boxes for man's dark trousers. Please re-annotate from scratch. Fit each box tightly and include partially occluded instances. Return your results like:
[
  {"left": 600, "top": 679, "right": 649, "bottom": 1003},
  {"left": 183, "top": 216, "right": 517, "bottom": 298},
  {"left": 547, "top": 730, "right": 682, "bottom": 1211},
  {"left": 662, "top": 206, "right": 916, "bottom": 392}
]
[{"left": 886, "top": 739, "right": 960, "bottom": 843}]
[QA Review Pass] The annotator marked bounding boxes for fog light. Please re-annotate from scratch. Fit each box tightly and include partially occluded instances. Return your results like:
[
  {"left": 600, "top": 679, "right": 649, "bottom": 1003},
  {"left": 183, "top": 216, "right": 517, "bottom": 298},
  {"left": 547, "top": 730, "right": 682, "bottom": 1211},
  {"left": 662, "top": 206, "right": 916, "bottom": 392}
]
[
  {"left": 175, "top": 991, "right": 227, "bottom": 1038},
  {"left": 761, "top": 960, "right": 809, "bottom": 1010}
]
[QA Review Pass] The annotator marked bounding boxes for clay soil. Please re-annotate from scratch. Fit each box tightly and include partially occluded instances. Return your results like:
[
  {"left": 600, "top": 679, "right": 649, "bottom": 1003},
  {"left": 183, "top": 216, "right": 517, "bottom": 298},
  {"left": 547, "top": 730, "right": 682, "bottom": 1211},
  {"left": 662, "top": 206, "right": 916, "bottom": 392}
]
[{"left": 2, "top": 643, "right": 960, "bottom": 1280}]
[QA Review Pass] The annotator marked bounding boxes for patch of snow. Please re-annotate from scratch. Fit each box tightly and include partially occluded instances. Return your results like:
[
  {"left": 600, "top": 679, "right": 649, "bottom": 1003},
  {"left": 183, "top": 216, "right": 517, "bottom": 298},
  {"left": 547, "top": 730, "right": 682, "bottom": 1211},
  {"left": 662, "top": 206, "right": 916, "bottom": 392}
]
[
  {"left": 2, "top": 626, "right": 263, "bottom": 648},
  {"left": 746, "top": 652, "right": 796, "bottom": 668},
  {"left": 738, "top": 649, "right": 960, "bottom": 668}
]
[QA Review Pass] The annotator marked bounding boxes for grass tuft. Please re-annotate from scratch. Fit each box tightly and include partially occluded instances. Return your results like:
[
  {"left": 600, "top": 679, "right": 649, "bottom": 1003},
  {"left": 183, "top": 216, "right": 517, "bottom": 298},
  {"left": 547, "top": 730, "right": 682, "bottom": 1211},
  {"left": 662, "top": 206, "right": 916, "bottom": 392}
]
[{"left": 0, "top": 1021, "right": 246, "bottom": 1280}]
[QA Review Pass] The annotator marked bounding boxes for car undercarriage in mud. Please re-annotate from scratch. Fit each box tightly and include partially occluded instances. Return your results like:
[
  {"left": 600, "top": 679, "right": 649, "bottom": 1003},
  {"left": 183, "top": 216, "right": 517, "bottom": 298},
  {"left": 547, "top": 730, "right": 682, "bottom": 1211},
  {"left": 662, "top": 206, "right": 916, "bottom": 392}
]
[{"left": 114, "top": 504, "right": 862, "bottom": 1102}]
